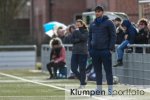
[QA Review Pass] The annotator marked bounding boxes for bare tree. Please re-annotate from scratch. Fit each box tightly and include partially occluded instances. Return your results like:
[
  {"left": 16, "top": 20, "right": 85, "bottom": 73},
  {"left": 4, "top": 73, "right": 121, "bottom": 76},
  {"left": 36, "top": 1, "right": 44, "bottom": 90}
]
[{"left": 0, "top": 0, "right": 27, "bottom": 44}]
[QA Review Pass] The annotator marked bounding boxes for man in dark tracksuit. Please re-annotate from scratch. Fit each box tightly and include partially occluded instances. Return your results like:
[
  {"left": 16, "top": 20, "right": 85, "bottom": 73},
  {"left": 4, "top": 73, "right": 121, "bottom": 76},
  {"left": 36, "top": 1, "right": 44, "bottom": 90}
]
[{"left": 88, "top": 6, "right": 116, "bottom": 94}]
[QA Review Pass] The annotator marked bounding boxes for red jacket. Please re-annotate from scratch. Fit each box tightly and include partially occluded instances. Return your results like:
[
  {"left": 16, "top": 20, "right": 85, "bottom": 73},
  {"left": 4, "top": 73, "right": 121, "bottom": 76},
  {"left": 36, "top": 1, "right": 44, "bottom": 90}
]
[{"left": 50, "top": 47, "right": 66, "bottom": 63}]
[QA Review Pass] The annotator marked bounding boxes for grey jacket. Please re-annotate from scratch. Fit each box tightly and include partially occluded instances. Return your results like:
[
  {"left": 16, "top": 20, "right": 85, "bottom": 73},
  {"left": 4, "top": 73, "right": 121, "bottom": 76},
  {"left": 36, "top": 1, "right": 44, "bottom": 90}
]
[{"left": 71, "top": 28, "right": 88, "bottom": 54}]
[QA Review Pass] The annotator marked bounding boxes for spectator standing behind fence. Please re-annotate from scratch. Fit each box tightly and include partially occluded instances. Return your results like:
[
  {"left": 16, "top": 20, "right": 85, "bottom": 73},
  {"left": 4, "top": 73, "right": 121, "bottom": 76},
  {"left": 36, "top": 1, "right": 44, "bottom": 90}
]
[
  {"left": 113, "top": 20, "right": 137, "bottom": 67},
  {"left": 114, "top": 17, "right": 125, "bottom": 44},
  {"left": 70, "top": 19, "right": 88, "bottom": 89},
  {"left": 63, "top": 25, "right": 76, "bottom": 44},
  {"left": 88, "top": 6, "right": 116, "bottom": 95},
  {"left": 65, "top": 25, "right": 76, "bottom": 79},
  {"left": 135, "top": 18, "right": 149, "bottom": 53},
  {"left": 47, "top": 38, "right": 66, "bottom": 79},
  {"left": 146, "top": 20, "right": 150, "bottom": 53},
  {"left": 148, "top": 21, "right": 150, "bottom": 43},
  {"left": 136, "top": 18, "right": 149, "bottom": 44},
  {"left": 55, "top": 27, "right": 66, "bottom": 43}
]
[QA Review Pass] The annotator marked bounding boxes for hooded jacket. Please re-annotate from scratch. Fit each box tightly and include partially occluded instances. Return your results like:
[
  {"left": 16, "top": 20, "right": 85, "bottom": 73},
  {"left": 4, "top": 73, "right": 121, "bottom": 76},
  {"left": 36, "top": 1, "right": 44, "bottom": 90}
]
[
  {"left": 49, "top": 38, "right": 66, "bottom": 63},
  {"left": 88, "top": 15, "right": 116, "bottom": 51},
  {"left": 121, "top": 20, "right": 137, "bottom": 44}
]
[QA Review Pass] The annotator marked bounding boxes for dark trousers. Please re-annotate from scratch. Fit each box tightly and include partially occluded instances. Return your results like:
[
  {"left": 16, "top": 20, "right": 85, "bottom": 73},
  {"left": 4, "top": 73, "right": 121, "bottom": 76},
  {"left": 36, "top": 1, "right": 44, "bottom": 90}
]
[
  {"left": 91, "top": 49, "right": 113, "bottom": 85},
  {"left": 71, "top": 54, "right": 87, "bottom": 85},
  {"left": 47, "top": 62, "right": 65, "bottom": 77}
]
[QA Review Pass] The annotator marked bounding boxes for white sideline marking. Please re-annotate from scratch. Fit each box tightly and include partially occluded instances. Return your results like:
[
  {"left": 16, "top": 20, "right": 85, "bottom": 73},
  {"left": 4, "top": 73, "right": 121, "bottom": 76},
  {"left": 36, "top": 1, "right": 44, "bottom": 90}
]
[
  {"left": 0, "top": 72, "right": 67, "bottom": 91},
  {"left": 0, "top": 72, "right": 106, "bottom": 100},
  {"left": 0, "top": 96, "right": 65, "bottom": 98},
  {"left": 0, "top": 80, "right": 76, "bottom": 83}
]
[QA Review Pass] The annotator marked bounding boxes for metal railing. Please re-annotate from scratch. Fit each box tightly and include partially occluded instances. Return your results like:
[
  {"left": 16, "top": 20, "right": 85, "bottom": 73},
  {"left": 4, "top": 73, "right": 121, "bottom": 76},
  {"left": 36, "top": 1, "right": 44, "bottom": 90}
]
[
  {"left": 0, "top": 45, "right": 37, "bottom": 69},
  {"left": 41, "top": 44, "right": 150, "bottom": 85}
]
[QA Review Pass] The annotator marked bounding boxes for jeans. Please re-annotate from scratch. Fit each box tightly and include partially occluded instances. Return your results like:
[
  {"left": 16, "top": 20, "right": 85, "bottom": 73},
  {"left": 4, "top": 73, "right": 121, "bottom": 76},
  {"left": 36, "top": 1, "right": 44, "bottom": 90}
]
[
  {"left": 91, "top": 49, "right": 113, "bottom": 85},
  {"left": 117, "top": 40, "right": 130, "bottom": 60},
  {"left": 71, "top": 54, "right": 88, "bottom": 85}
]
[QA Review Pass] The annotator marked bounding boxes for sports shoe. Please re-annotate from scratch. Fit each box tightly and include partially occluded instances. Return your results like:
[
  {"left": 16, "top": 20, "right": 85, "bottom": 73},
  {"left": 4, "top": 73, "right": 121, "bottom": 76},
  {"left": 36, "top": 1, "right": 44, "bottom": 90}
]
[{"left": 113, "top": 61, "right": 123, "bottom": 67}]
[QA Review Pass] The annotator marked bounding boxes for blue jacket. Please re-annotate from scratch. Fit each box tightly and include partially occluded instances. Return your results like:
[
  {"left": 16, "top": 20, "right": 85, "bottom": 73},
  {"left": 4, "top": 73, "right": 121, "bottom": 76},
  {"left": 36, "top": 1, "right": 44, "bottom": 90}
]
[
  {"left": 121, "top": 20, "right": 137, "bottom": 44},
  {"left": 88, "top": 16, "right": 116, "bottom": 51}
]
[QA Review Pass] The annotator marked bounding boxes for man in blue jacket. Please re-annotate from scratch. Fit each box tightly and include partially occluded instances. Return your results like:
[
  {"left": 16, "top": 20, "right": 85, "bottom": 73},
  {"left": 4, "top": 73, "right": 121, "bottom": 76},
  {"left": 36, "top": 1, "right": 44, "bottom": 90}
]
[
  {"left": 113, "top": 20, "right": 137, "bottom": 67},
  {"left": 88, "top": 6, "right": 116, "bottom": 95}
]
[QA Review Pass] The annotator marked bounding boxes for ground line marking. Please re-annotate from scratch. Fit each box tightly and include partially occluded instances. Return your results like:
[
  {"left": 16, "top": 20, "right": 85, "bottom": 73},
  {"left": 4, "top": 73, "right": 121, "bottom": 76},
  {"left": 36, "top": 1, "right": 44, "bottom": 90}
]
[{"left": 0, "top": 72, "right": 107, "bottom": 100}]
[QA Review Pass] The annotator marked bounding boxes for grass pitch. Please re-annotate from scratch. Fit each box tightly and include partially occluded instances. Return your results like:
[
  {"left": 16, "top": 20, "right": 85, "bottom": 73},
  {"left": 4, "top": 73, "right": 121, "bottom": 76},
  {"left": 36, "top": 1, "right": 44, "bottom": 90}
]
[{"left": 0, "top": 69, "right": 150, "bottom": 100}]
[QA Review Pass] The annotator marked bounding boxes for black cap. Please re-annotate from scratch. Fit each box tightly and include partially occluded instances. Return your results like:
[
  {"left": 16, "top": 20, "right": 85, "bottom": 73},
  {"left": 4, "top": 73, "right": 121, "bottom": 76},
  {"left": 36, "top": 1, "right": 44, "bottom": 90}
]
[{"left": 94, "top": 6, "right": 104, "bottom": 12}]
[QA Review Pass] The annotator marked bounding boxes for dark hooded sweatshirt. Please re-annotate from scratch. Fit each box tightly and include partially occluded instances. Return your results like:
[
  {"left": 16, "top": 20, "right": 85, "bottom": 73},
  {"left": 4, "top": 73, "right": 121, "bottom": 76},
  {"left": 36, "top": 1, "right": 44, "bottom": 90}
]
[
  {"left": 88, "top": 15, "right": 116, "bottom": 51},
  {"left": 121, "top": 20, "right": 137, "bottom": 44}
]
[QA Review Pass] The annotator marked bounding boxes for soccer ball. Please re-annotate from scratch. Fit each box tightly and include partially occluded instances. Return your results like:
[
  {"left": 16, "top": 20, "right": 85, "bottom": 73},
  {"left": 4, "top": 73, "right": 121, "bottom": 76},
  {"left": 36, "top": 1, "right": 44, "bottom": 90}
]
[{"left": 113, "top": 76, "right": 119, "bottom": 84}]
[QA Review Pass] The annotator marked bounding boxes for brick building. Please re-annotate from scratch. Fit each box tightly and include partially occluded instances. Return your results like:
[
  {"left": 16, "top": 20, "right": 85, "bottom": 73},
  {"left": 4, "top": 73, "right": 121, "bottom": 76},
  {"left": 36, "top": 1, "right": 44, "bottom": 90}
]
[
  {"left": 31, "top": 0, "right": 150, "bottom": 46},
  {"left": 31, "top": 0, "right": 87, "bottom": 46}
]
